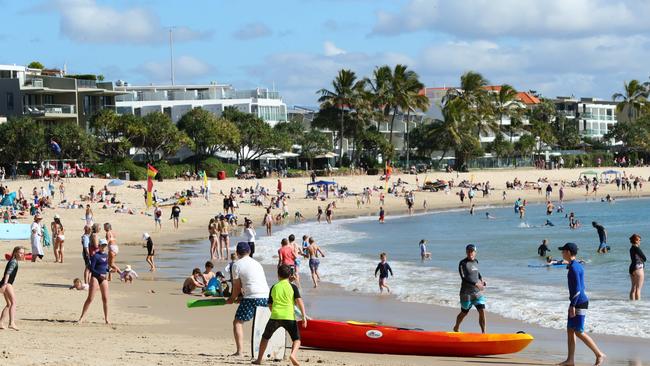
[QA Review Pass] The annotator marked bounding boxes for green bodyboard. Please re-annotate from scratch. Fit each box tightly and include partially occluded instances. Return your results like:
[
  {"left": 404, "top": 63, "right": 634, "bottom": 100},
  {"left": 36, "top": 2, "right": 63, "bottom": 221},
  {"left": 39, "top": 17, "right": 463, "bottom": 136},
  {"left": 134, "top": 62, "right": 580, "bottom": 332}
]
[{"left": 186, "top": 297, "right": 227, "bottom": 308}]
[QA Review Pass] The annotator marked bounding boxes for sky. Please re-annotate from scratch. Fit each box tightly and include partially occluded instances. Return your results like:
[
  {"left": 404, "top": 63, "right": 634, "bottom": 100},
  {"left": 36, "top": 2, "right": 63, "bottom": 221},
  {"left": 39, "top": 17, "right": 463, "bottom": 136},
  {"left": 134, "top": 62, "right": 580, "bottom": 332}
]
[{"left": 1, "top": 0, "right": 649, "bottom": 106}]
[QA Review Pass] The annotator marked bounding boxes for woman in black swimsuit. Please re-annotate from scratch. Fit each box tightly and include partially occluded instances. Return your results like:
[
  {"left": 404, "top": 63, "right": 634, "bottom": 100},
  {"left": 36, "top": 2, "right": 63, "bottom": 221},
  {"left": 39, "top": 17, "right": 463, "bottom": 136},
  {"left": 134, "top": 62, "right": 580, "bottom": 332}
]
[
  {"left": 629, "top": 234, "right": 646, "bottom": 301},
  {"left": 0, "top": 246, "right": 24, "bottom": 330}
]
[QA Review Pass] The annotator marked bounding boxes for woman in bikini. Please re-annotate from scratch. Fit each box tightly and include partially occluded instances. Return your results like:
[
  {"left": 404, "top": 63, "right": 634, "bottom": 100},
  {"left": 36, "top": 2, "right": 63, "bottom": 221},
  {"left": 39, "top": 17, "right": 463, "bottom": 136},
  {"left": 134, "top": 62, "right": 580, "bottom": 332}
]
[
  {"left": 51, "top": 215, "right": 65, "bottom": 263},
  {"left": 104, "top": 223, "right": 121, "bottom": 281},
  {"left": 217, "top": 216, "right": 230, "bottom": 260},
  {"left": 0, "top": 246, "right": 25, "bottom": 330},
  {"left": 208, "top": 218, "right": 218, "bottom": 260},
  {"left": 263, "top": 208, "right": 273, "bottom": 236}
]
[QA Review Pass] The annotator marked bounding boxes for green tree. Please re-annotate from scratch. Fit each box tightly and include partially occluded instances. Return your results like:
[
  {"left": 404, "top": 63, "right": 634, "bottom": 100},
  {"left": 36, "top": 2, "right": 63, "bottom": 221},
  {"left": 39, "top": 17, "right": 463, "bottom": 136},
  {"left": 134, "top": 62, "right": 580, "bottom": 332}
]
[
  {"left": 177, "top": 108, "right": 240, "bottom": 163},
  {"left": 89, "top": 109, "right": 132, "bottom": 160},
  {"left": 129, "top": 112, "right": 187, "bottom": 163},
  {"left": 299, "top": 130, "right": 332, "bottom": 169},
  {"left": 528, "top": 119, "right": 556, "bottom": 155},
  {"left": 552, "top": 115, "right": 581, "bottom": 149},
  {"left": 27, "top": 61, "right": 44, "bottom": 69},
  {"left": 444, "top": 71, "right": 496, "bottom": 140},
  {"left": 318, "top": 69, "right": 361, "bottom": 164},
  {"left": 515, "top": 134, "right": 536, "bottom": 160},
  {"left": 487, "top": 132, "right": 513, "bottom": 162},
  {"left": 0, "top": 117, "right": 46, "bottom": 164},
  {"left": 605, "top": 115, "right": 650, "bottom": 150},
  {"left": 223, "top": 107, "right": 291, "bottom": 165},
  {"left": 493, "top": 84, "right": 522, "bottom": 133},
  {"left": 367, "top": 64, "right": 425, "bottom": 146},
  {"left": 274, "top": 120, "right": 306, "bottom": 146},
  {"left": 47, "top": 122, "right": 95, "bottom": 161},
  {"left": 612, "top": 80, "right": 647, "bottom": 122},
  {"left": 356, "top": 126, "right": 393, "bottom": 167},
  {"left": 402, "top": 87, "right": 429, "bottom": 167}
]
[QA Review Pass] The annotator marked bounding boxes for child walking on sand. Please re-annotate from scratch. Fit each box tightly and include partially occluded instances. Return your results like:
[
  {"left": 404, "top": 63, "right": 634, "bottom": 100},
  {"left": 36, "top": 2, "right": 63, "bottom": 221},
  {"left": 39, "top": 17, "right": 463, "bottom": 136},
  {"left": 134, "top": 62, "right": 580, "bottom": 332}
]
[
  {"left": 253, "top": 264, "right": 307, "bottom": 366},
  {"left": 374, "top": 253, "right": 393, "bottom": 294}
]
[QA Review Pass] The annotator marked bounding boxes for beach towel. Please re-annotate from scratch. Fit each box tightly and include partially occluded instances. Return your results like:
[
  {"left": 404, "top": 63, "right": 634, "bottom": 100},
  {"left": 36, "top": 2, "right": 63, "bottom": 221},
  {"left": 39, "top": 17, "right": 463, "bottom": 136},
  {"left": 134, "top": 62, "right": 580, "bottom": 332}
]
[
  {"left": 42, "top": 224, "right": 51, "bottom": 247},
  {"left": 0, "top": 192, "right": 16, "bottom": 206}
]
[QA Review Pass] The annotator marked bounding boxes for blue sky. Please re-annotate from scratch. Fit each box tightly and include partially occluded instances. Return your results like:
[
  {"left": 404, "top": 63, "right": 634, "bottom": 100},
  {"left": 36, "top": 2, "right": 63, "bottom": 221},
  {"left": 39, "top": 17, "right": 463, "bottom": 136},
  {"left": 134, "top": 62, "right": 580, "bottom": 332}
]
[{"left": 1, "top": 0, "right": 649, "bottom": 106}]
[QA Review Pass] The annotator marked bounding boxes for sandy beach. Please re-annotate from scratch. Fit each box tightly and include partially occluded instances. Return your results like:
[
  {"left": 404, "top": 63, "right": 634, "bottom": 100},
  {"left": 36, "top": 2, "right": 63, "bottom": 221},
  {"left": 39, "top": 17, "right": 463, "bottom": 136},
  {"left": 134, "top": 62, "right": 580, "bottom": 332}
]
[{"left": 1, "top": 166, "right": 649, "bottom": 366}]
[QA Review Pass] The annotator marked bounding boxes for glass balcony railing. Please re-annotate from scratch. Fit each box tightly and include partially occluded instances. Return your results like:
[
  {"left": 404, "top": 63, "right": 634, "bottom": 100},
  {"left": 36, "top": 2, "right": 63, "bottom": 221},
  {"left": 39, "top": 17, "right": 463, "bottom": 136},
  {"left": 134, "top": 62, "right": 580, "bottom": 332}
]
[
  {"left": 77, "top": 79, "right": 97, "bottom": 88},
  {"left": 24, "top": 104, "right": 76, "bottom": 115}
]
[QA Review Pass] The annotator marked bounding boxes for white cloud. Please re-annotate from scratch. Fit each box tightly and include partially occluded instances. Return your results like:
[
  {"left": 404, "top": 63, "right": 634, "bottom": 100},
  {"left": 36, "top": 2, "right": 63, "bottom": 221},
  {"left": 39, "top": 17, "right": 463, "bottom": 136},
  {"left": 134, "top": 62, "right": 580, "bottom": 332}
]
[
  {"left": 136, "top": 56, "right": 214, "bottom": 83},
  {"left": 323, "top": 41, "right": 346, "bottom": 56},
  {"left": 372, "top": 0, "right": 650, "bottom": 38},
  {"left": 48, "top": 0, "right": 211, "bottom": 44},
  {"left": 232, "top": 22, "right": 273, "bottom": 40}
]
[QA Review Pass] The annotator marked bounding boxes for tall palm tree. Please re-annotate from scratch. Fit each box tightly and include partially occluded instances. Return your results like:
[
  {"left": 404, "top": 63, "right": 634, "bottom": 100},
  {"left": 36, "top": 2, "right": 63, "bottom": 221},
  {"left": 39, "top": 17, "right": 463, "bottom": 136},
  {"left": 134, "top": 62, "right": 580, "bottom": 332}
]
[
  {"left": 493, "top": 84, "right": 520, "bottom": 131},
  {"left": 444, "top": 71, "right": 496, "bottom": 140},
  {"left": 367, "top": 64, "right": 424, "bottom": 147},
  {"left": 318, "top": 69, "right": 362, "bottom": 164},
  {"left": 612, "top": 80, "right": 647, "bottom": 122}
]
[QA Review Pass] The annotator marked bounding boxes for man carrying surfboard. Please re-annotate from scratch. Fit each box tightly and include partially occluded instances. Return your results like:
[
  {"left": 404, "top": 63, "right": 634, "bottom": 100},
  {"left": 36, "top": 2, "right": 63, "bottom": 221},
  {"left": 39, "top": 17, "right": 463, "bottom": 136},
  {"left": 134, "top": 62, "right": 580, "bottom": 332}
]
[
  {"left": 453, "top": 244, "right": 487, "bottom": 333},
  {"left": 226, "top": 242, "right": 269, "bottom": 358}
]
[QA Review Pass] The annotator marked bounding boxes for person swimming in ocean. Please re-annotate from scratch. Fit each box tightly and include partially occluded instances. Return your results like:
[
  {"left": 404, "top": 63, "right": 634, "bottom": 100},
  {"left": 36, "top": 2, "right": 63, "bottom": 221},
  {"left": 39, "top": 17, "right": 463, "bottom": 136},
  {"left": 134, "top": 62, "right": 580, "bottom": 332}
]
[
  {"left": 485, "top": 212, "right": 495, "bottom": 219},
  {"left": 544, "top": 219, "right": 555, "bottom": 227},
  {"left": 538, "top": 239, "right": 551, "bottom": 257}
]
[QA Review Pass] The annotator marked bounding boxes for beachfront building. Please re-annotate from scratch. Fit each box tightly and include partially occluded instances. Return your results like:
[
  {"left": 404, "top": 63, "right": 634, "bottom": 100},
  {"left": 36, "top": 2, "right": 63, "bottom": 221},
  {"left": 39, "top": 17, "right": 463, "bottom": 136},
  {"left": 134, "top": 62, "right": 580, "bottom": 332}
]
[
  {"left": 114, "top": 83, "right": 288, "bottom": 126},
  {"left": 0, "top": 64, "right": 122, "bottom": 129},
  {"left": 553, "top": 97, "right": 618, "bottom": 140},
  {"left": 423, "top": 86, "right": 541, "bottom": 143}
]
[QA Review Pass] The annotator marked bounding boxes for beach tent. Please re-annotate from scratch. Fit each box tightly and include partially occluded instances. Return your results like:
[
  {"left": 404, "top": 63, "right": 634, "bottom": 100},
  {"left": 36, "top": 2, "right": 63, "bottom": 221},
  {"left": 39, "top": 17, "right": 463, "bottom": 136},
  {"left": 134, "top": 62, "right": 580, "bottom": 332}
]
[
  {"left": 0, "top": 192, "right": 16, "bottom": 207},
  {"left": 107, "top": 179, "right": 124, "bottom": 186},
  {"left": 579, "top": 170, "right": 599, "bottom": 179},
  {"left": 601, "top": 170, "right": 622, "bottom": 177},
  {"left": 307, "top": 180, "right": 338, "bottom": 198}
]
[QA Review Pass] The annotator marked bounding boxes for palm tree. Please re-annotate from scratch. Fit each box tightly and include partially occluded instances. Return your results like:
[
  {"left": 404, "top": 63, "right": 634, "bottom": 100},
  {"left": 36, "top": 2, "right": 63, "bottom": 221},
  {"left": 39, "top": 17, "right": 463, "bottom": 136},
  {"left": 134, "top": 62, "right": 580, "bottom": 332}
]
[
  {"left": 318, "top": 69, "right": 362, "bottom": 165},
  {"left": 444, "top": 71, "right": 496, "bottom": 140},
  {"left": 612, "top": 80, "right": 647, "bottom": 122},
  {"left": 493, "top": 84, "right": 520, "bottom": 131},
  {"left": 367, "top": 64, "right": 424, "bottom": 147}
]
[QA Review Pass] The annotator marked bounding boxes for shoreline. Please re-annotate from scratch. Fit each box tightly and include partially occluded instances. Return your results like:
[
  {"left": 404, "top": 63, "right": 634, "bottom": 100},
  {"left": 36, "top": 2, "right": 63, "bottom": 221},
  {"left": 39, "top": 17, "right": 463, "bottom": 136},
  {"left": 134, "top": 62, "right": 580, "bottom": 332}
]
[{"left": 1, "top": 167, "right": 649, "bottom": 365}]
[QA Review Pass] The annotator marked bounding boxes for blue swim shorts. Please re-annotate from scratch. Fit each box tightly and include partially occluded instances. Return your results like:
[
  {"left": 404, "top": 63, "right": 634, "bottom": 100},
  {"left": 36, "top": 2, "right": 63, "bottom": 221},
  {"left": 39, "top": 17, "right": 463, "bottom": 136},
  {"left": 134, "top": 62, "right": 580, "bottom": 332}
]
[
  {"left": 567, "top": 304, "right": 588, "bottom": 333},
  {"left": 460, "top": 295, "right": 486, "bottom": 311},
  {"left": 235, "top": 298, "right": 268, "bottom": 322}
]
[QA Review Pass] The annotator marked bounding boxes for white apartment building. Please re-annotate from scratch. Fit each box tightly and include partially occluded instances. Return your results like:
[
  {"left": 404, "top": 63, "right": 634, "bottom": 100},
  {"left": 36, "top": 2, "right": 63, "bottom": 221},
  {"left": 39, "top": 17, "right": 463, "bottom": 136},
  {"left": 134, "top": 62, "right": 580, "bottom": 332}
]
[
  {"left": 114, "top": 83, "right": 288, "bottom": 125},
  {"left": 554, "top": 97, "right": 617, "bottom": 139}
]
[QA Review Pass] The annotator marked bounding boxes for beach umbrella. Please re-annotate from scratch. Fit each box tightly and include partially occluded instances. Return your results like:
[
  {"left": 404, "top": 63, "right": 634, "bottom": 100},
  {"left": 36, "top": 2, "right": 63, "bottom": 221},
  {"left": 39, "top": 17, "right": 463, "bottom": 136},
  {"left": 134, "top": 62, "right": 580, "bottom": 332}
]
[{"left": 108, "top": 179, "right": 124, "bottom": 186}]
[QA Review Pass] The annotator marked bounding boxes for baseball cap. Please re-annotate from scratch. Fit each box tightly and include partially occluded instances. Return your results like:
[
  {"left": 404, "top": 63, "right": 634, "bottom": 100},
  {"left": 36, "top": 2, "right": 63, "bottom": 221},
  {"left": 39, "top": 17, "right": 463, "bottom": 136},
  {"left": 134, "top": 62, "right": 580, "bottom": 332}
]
[
  {"left": 466, "top": 244, "right": 477, "bottom": 252},
  {"left": 99, "top": 239, "right": 108, "bottom": 246},
  {"left": 236, "top": 242, "right": 251, "bottom": 254},
  {"left": 558, "top": 242, "right": 578, "bottom": 254}
]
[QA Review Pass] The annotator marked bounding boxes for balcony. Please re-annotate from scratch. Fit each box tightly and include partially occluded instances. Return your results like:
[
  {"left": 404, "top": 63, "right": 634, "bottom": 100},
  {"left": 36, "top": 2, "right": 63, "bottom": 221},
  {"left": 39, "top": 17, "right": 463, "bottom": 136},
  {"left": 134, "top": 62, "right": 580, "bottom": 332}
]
[
  {"left": 24, "top": 104, "right": 76, "bottom": 118},
  {"left": 77, "top": 79, "right": 97, "bottom": 89}
]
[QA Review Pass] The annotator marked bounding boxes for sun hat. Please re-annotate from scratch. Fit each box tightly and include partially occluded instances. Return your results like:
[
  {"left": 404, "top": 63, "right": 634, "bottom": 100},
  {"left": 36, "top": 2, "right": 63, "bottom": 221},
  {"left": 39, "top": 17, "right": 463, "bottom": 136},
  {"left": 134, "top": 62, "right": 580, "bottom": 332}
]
[
  {"left": 124, "top": 265, "right": 132, "bottom": 272},
  {"left": 54, "top": 214, "right": 60, "bottom": 219},
  {"left": 142, "top": 232, "right": 150, "bottom": 240}
]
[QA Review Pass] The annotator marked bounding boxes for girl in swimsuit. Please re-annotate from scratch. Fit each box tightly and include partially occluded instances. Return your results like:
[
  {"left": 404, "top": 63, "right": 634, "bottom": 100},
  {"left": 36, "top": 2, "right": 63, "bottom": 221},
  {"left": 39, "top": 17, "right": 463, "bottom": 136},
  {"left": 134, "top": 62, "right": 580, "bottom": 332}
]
[
  {"left": 85, "top": 205, "right": 94, "bottom": 227},
  {"left": 51, "top": 216, "right": 65, "bottom": 263},
  {"left": 104, "top": 223, "right": 121, "bottom": 281},
  {"left": 0, "top": 246, "right": 24, "bottom": 330},
  {"left": 208, "top": 218, "right": 218, "bottom": 260},
  {"left": 78, "top": 240, "right": 110, "bottom": 324},
  {"left": 263, "top": 208, "right": 272, "bottom": 236},
  {"left": 629, "top": 234, "right": 646, "bottom": 301},
  {"left": 217, "top": 216, "right": 230, "bottom": 260}
]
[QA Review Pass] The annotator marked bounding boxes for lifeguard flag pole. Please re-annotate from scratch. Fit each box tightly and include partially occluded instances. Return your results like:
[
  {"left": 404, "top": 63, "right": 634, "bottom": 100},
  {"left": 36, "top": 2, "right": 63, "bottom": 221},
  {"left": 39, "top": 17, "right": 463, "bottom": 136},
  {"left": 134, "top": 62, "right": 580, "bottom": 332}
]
[{"left": 146, "top": 164, "right": 158, "bottom": 208}]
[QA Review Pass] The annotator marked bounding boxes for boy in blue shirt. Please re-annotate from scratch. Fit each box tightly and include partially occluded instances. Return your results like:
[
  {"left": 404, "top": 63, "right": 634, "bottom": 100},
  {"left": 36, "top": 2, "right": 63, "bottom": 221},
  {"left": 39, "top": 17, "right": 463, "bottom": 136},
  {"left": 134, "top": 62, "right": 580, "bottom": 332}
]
[{"left": 557, "top": 242, "right": 606, "bottom": 366}]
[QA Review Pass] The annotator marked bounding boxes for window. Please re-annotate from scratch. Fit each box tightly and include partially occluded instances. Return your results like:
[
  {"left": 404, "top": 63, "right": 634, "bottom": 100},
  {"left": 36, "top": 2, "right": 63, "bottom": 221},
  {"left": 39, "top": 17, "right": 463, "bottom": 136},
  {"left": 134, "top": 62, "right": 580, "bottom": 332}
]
[{"left": 6, "top": 93, "right": 14, "bottom": 111}]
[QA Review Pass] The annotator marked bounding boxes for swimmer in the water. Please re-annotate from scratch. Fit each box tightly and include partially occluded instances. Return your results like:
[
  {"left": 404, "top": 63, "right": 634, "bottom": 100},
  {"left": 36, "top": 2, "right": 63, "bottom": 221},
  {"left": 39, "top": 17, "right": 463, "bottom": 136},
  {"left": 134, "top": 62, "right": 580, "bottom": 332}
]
[
  {"left": 544, "top": 219, "right": 555, "bottom": 227},
  {"left": 485, "top": 212, "right": 495, "bottom": 219}
]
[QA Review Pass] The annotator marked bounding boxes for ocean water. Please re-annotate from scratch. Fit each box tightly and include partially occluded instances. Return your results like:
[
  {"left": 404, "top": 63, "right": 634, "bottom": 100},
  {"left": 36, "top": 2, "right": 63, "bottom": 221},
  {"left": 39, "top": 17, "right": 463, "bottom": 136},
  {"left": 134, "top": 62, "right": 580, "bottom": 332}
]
[{"left": 250, "top": 197, "right": 650, "bottom": 339}]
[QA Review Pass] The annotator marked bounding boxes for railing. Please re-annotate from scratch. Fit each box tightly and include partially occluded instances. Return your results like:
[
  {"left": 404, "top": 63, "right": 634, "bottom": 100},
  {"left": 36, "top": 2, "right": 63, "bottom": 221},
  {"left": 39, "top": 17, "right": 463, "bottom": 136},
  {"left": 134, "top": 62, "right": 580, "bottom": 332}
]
[
  {"left": 24, "top": 78, "right": 43, "bottom": 88},
  {"left": 115, "top": 89, "right": 283, "bottom": 102},
  {"left": 24, "top": 104, "right": 76, "bottom": 115},
  {"left": 581, "top": 113, "right": 614, "bottom": 121},
  {"left": 77, "top": 79, "right": 97, "bottom": 88}
]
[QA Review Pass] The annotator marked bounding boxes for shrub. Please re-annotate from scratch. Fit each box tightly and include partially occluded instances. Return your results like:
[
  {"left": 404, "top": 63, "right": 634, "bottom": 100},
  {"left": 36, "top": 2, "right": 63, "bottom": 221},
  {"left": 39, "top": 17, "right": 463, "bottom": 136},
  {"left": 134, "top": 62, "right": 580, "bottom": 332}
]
[
  {"left": 90, "top": 159, "right": 147, "bottom": 181},
  {"left": 199, "top": 157, "right": 237, "bottom": 178},
  {"left": 155, "top": 162, "right": 193, "bottom": 179}
]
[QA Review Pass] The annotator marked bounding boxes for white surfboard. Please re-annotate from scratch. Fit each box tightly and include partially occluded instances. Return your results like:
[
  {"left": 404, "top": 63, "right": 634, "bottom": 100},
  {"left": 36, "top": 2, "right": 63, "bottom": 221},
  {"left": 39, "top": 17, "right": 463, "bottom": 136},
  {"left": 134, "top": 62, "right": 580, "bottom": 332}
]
[{"left": 252, "top": 306, "right": 286, "bottom": 361}]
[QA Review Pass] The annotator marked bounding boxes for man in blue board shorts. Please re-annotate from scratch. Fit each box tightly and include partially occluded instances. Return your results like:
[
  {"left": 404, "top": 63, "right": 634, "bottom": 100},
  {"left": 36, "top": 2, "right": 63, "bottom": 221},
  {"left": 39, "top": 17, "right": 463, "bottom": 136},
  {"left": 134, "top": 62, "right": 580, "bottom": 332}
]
[
  {"left": 557, "top": 242, "right": 605, "bottom": 366},
  {"left": 453, "top": 244, "right": 487, "bottom": 333}
]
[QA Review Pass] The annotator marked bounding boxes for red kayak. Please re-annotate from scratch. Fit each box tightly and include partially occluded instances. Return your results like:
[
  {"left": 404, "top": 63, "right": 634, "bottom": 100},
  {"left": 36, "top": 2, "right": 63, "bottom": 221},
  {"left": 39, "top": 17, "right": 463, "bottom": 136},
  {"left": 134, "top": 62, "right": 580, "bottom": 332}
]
[
  {"left": 5, "top": 253, "right": 32, "bottom": 261},
  {"left": 300, "top": 319, "right": 533, "bottom": 357}
]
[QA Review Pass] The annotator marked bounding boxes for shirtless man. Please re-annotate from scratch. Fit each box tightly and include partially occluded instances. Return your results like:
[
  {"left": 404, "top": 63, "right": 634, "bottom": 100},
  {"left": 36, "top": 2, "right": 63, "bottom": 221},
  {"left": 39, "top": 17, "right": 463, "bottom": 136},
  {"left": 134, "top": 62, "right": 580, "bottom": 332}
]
[
  {"left": 182, "top": 268, "right": 206, "bottom": 294},
  {"left": 306, "top": 237, "right": 325, "bottom": 288}
]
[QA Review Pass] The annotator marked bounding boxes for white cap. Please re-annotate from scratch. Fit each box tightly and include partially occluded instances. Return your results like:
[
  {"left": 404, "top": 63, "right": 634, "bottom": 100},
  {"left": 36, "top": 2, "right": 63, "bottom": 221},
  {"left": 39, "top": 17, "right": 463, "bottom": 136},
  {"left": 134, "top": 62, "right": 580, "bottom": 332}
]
[
  {"left": 99, "top": 239, "right": 108, "bottom": 246},
  {"left": 54, "top": 214, "right": 60, "bottom": 219},
  {"left": 142, "top": 232, "right": 150, "bottom": 240}
]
